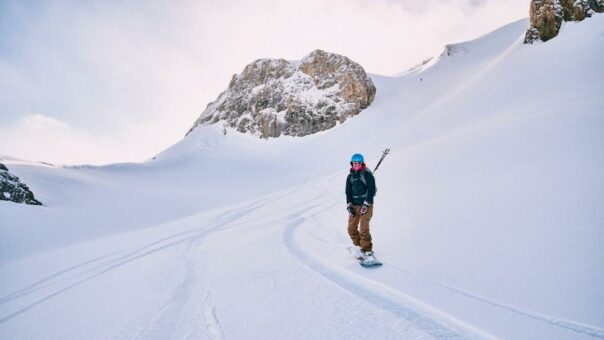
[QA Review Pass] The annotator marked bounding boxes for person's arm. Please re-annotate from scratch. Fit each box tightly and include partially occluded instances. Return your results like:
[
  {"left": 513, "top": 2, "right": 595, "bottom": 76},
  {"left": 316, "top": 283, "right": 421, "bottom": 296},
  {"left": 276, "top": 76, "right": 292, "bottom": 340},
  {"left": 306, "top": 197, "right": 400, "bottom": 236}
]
[{"left": 345, "top": 174, "right": 352, "bottom": 204}]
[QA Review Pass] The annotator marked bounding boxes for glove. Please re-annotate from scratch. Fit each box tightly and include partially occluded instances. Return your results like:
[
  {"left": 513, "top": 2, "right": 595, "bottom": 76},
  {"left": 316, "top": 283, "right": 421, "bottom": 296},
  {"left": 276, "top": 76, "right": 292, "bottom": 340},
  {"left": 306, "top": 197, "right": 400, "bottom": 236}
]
[
  {"left": 347, "top": 203, "right": 355, "bottom": 216},
  {"left": 360, "top": 201, "right": 371, "bottom": 215}
]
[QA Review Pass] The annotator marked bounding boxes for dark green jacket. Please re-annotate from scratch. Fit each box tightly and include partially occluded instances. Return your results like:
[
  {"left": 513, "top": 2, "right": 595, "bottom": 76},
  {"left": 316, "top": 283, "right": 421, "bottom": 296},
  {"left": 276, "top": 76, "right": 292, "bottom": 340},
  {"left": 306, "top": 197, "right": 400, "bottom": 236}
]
[{"left": 346, "top": 167, "right": 376, "bottom": 205}]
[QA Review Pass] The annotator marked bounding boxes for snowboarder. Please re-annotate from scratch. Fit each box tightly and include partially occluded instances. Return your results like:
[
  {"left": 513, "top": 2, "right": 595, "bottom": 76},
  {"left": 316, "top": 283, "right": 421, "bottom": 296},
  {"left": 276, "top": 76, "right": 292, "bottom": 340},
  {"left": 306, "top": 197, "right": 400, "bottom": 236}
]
[{"left": 346, "top": 153, "right": 377, "bottom": 261}]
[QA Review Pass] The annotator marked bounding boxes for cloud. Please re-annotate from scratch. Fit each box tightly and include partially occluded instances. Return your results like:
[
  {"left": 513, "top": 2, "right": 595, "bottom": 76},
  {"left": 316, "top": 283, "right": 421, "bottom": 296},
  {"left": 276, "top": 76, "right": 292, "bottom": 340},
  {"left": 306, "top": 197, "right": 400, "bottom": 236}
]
[
  {"left": 23, "top": 114, "right": 70, "bottom": 130},
  {"left": 0, "top": 112, "right": 199, "bottom": 165},
  {"left": 0, "top": 114, "right": 124, "bottom": 165}
]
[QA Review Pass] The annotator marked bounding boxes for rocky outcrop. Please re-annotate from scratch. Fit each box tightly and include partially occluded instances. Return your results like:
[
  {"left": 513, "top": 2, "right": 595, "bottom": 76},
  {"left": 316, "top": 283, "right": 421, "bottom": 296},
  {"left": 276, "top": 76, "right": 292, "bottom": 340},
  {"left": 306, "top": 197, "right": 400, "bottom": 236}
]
[
  {"left": 444, "top": 44, "right": 468, "bottom": 57},
  {"left": 525, "top": 0, "right": 604, "bottom": 43},
  {"left": 0, "top": 163, "right": 42, "bottom": 205},
  {"left": 187, "top": 49, "right": 376, "bottom": 138}
]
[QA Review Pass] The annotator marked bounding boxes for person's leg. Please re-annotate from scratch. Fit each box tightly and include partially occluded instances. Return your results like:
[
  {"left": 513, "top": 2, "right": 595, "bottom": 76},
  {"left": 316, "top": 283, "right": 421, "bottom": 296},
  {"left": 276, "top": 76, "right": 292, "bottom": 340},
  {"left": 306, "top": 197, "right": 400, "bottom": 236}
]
[
  {"left": 347, "top": 206, "right": 361, "bottom": 247},
  {"left": 359, "top": 205, "right": 373, "bottom": 252}
]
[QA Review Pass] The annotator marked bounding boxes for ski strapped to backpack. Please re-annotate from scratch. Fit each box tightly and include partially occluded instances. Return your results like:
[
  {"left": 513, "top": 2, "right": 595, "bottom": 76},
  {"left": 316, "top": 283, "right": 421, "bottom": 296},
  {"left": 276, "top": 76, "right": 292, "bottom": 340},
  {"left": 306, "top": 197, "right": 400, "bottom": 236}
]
[{"left": 373, "top": 148, "right": 390, "bottom": 173}]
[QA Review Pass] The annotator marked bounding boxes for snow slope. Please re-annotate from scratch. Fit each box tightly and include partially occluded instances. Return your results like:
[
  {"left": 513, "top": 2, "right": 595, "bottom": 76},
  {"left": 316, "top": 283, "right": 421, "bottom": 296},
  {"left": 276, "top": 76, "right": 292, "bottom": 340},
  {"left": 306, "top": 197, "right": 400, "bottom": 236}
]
[{"left": 1, "top": 16, "right": 603, "bottom": 339}]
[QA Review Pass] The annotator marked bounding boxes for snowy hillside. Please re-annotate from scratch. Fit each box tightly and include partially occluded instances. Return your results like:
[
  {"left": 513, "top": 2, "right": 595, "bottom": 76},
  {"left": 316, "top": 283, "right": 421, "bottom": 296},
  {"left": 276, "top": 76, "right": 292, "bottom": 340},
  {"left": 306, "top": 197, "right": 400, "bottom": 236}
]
[{"left": 1, "top": 16, "right": 603, "bottom": 339}]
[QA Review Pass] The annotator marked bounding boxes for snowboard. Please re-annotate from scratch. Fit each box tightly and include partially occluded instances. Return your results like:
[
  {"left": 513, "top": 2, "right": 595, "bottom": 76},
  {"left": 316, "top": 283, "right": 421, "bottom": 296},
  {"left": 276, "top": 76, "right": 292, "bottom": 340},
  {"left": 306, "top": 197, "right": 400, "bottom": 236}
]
[
  {"left": 359, "top": 255, "right": 382, "bottom": 267},
  {"left": 348, "top": 246, "right": 382, "bottom": 267}
]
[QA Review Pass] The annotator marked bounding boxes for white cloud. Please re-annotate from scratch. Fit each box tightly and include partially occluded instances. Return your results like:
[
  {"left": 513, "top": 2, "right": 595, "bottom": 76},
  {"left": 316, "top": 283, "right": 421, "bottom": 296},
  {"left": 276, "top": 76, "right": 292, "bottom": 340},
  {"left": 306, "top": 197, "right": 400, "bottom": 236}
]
[
  {"left": 0, "top": 114, "right": 126, "bottom": 165},
  {"left": 22, "top": 114, "right": 69, "bottom": 130}
]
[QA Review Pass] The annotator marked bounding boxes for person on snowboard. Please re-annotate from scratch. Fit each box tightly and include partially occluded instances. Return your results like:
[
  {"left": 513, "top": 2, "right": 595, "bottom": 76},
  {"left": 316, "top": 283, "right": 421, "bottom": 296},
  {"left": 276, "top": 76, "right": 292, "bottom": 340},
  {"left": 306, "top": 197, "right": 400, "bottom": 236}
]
[{"left": 346, "top": 153, "right": 377, "bottom": 259}]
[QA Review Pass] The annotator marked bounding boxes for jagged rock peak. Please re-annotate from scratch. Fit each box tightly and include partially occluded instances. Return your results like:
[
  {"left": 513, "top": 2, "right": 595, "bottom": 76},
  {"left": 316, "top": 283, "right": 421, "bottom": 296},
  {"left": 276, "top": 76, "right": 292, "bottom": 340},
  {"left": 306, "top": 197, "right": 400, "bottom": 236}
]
[
  {"left": 524, "top": 0, "right": 604, "bottom": 43},
  {"left": 0, "top": 163, "right": 42, "bottom": 205},
  {"left": 187, "top": 49, "right": 376, "bottom": 138}
]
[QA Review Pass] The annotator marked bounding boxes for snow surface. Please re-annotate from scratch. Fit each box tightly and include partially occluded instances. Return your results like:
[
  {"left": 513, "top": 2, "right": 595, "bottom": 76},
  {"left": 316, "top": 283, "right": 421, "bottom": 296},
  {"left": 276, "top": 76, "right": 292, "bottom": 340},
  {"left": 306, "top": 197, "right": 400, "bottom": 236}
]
[{"left": 1, "top": 16, "right": 604, "bottom": 339}]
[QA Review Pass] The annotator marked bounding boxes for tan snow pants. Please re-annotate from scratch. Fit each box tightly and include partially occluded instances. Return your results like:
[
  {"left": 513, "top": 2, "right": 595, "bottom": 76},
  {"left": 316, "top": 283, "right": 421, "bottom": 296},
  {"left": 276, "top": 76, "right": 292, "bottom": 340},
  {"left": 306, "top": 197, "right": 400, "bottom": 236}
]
[{"left": 347, "top": 204, "right": 373, "bottom": 252}]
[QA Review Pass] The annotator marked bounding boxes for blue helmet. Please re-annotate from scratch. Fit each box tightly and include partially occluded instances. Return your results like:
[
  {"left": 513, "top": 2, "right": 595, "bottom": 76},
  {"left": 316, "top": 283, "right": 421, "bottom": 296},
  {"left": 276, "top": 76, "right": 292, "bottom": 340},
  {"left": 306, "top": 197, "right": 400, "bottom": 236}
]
[{"left": 350, "top": 153, "right": 364, "bottom": 163}]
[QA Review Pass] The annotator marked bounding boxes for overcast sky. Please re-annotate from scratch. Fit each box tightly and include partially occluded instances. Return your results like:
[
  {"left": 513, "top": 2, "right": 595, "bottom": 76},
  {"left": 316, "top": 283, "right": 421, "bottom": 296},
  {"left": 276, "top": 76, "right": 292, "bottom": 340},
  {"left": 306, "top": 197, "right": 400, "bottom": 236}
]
[{"left": 0, "top": 0, "right": 528, "bottom": 165}]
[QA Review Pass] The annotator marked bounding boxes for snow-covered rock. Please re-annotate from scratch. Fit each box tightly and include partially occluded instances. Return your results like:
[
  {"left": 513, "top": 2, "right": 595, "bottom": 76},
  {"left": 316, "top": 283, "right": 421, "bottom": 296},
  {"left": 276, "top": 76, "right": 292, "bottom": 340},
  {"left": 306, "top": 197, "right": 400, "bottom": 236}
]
[
  {"left": 187, "top": 49, "right": 376, "bottom": 138},
  {"left": 0, "top": 163, "right": 42, "bottom": 205},
  {"left": 524, "top": 0, "right": 604, "bottom": 43}
]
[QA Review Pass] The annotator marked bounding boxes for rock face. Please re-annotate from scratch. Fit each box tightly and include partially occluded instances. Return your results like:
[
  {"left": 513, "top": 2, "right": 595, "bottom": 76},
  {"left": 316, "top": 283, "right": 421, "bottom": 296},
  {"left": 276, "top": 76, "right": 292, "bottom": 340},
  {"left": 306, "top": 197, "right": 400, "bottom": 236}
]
[
  {"left": 524, "top": 0, "right": 604, "bottom": 43},
  {"left": 0, "top": 163, "right": 42, "bottom": 205},
  {"left": 187, "top": 50, "right": 376, "bottom": 138}
]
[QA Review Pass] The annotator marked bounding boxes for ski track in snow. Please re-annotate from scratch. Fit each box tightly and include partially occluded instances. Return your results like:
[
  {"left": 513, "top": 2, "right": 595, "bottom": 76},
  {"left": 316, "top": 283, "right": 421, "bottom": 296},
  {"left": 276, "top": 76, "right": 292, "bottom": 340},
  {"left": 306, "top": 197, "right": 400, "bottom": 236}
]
[
  {"left": 114, "top": 240, "right": 204, "bottom": 340},
  {"left": 385, "top": 264, "right": 604, "bottom": 339},
  {"left": 0, "top": 188, "right": 297, "bottom": 338},
  {"left": 0, "top": 251, "right": 126, "bottom": 304},
  {"left": 202, "top": 290, "right": 225, "bottom": 340},
  {"left": 2, "top": 176, "right": 603, "bottom": 339},
  {"left": 2, "top": 176, "right": 602, "bottom": 339},
  {"left": 281, "top": 180, "right": 604, "bottom": 339},
  {"left": 282, "top": 201, "right": 487, "bottom": 339}
]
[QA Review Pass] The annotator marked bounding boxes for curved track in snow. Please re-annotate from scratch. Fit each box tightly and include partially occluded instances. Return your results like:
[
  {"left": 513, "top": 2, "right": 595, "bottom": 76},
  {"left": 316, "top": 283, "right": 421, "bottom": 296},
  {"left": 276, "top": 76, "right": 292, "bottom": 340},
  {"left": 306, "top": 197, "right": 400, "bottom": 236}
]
[
  {"left": 3, "top": 176, "right": 603, "bottom": 339},
  {"left": 282, "top": 178, "right": 604, "bottom": 340},
  {"left": 280, "top": 180, "right": 490, "bottom": 339}
]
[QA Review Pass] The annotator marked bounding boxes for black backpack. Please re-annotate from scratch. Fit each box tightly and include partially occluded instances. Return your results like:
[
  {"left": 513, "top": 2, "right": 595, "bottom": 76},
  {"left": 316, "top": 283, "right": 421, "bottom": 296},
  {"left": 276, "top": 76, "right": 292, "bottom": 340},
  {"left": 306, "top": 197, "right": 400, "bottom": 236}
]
[{"left": 349, "top": 169, "right": 377, "bottom": 195}]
